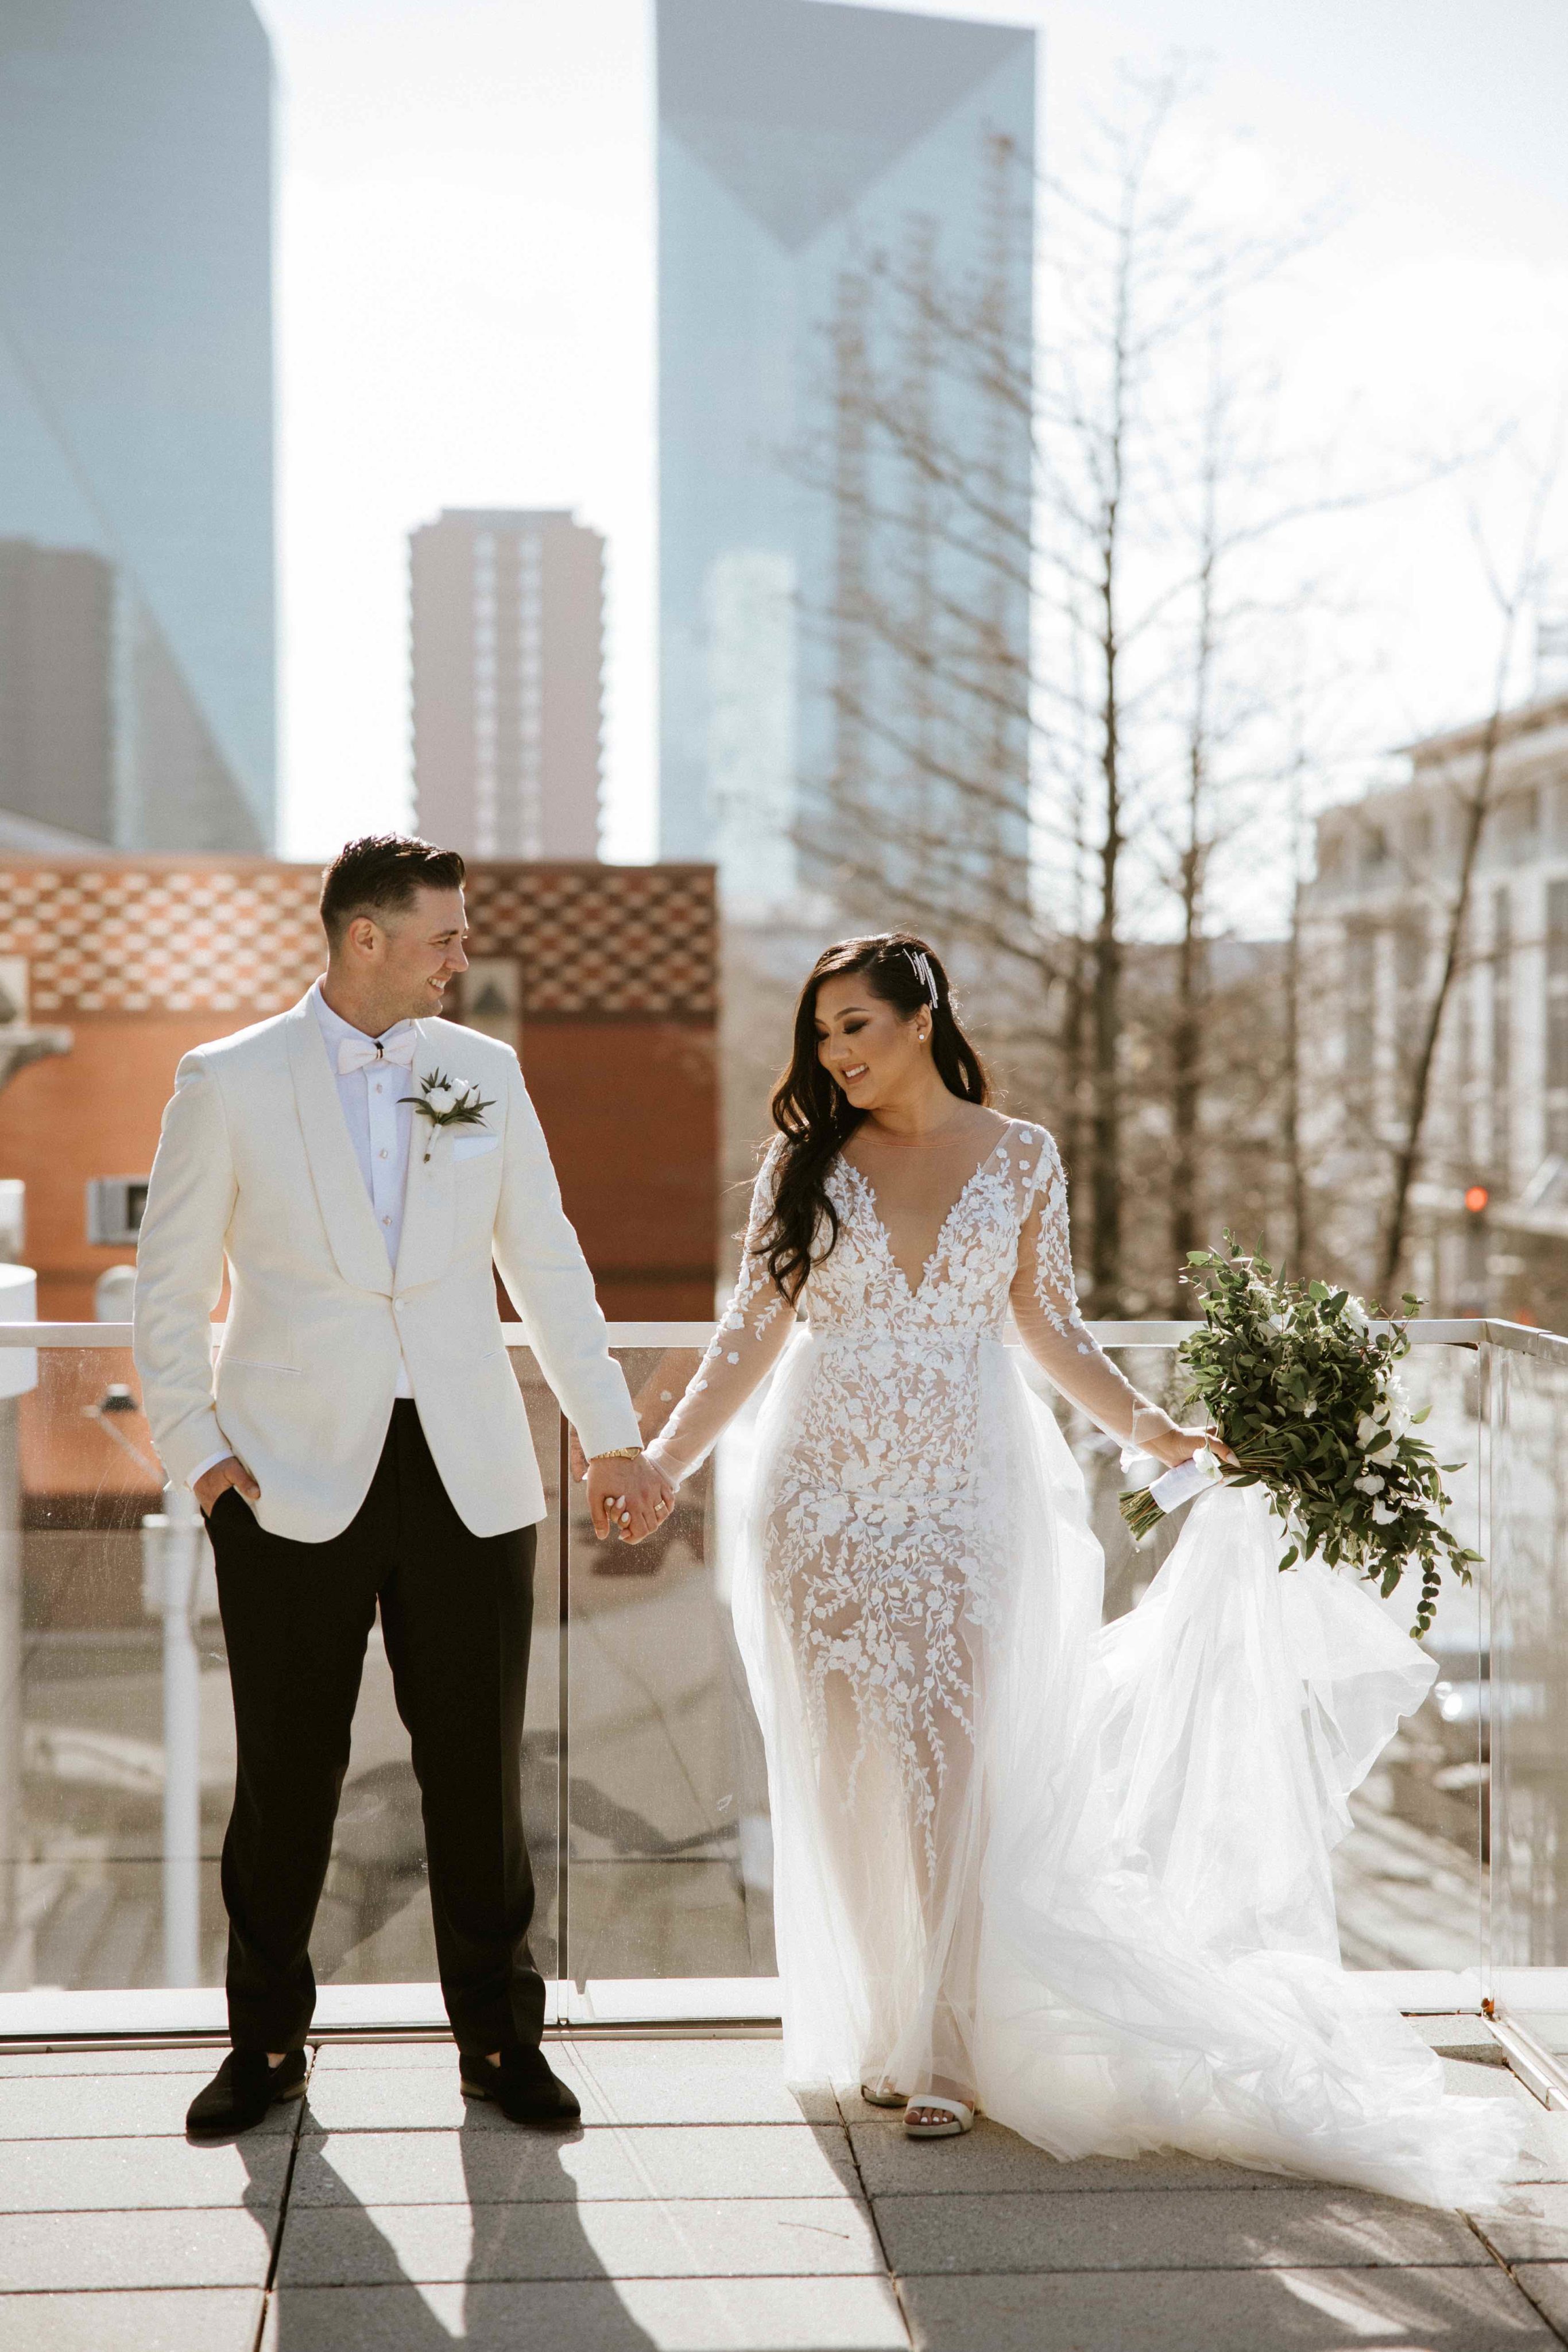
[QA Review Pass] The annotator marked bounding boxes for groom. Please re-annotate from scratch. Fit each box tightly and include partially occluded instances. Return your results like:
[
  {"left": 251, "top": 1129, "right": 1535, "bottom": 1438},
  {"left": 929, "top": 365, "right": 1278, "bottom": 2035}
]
[{"left": 133, "top": 834, "right": 672, "bottom": 2137}]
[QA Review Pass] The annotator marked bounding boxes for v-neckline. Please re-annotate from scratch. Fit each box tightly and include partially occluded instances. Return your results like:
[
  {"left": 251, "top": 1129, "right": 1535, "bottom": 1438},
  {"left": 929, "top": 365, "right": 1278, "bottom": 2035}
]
[{"left": 840, "top": 1129, "right": 1011, "bottom": 1301}]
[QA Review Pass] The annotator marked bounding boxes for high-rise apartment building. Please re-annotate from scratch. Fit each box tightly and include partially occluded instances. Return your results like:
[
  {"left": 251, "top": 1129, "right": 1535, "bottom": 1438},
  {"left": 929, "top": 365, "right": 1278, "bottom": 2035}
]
[
  {"left": 1306, "top": 690, "right": 1568, "bottom": 1320},
  {"left": 0, "top": 0, "right": 275, "bottom": 852},
  {"left": 657, "top": 0, "right": 1036, "bottom": 913},
  {"left": 411, "top": 510, "right": 603, "bottom": 860}
]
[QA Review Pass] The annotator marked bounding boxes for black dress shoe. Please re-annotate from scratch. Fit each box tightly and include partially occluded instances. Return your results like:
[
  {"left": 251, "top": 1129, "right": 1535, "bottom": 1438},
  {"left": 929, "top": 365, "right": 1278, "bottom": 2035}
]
[
  {"left": 460, "top": 2044, "right": 580, "bottom": 2126},
  {"left": 187, "top": 2047, "right": 308, "bottom": 2140}
]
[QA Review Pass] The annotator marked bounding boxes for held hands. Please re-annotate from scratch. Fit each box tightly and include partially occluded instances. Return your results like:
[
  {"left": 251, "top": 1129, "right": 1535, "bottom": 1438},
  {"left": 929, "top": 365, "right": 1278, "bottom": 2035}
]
[
  {"left": 193, "top": 1453, "right": 261, "bottom": 1514},
  {"left": 584, "top": 1453, "right": 676, "bottom": 1545}
]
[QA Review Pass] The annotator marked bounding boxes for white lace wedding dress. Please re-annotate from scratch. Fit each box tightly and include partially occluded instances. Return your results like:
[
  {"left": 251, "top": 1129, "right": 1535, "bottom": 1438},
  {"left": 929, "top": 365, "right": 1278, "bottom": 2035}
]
[{"left": 646, "top": 1119, "right": 1524, "bottom": 2207}]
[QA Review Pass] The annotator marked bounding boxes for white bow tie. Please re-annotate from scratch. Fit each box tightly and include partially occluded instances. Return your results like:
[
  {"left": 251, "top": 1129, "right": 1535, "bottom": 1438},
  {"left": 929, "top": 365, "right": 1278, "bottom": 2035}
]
[{"left": 336, "top": 1029, "right": 417, "bottom": 1075}]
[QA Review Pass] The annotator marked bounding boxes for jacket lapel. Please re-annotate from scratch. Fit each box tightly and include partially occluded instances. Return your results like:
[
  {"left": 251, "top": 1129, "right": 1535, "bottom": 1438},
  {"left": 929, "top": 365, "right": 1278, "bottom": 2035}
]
[
  {"left": 284, "top": 993, "right": 396, "bottom": 1297},
  {"left": 392, "top": 1023, "right": 456, "bottom": 1294}
]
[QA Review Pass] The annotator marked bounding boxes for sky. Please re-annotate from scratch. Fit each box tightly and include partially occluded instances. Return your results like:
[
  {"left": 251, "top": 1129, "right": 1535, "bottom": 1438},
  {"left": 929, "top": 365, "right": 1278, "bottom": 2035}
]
[{"left": 256, "top": 0, "right": 1568, "bottom": 873}]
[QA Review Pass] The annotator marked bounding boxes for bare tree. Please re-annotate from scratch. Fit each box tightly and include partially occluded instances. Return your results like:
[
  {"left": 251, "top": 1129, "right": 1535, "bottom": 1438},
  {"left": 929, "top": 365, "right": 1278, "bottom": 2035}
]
[
  {"left": 1377, "top": 415, "right": 1567, "bottom": 1295},
  {"left": 789, "top": 69, "right": 1369, "bottom": 1312}
]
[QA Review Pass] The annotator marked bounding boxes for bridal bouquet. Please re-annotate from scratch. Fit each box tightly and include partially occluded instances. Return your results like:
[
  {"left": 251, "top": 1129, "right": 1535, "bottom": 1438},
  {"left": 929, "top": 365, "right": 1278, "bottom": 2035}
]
[{"left": 1119, "top": 1241, "right": 1480, "bottom": 1638}]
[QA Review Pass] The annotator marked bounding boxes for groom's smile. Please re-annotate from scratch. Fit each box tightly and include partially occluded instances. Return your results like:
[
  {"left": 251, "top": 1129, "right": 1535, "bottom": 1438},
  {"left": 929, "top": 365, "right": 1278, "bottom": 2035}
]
[{"left": 323, "top": 881, "right": 471, "bottom": 1036}]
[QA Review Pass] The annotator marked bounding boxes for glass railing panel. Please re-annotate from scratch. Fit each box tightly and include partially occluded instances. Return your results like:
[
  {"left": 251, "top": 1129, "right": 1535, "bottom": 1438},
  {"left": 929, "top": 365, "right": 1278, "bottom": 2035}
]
[
  {"left": 562, "top": 1334, "right": 1489, "bottom": 1994},
  {"left": 1080, "top": 1340, "right": 1486, "bottom": 1983},
  {"left": 1329, "top": 1341, "right": 1485, "bottom": 1980},
  {"left": 320, "top": 1349, "right": 565, "bottom": 1994},
  {"left": 2, "top": 1343, "right": 564, "bottom": 2002},
  {"left": 1484, "top": 1330, "right": 1568, "bottom": 2051},
  {"left": 562, "top": 1344, "right": 773, "bottom": 1984},
  {"left": 0, "top": 1324, "right": 1502, "bottom": 2016},
  {"left": 3, "top": 1341, "right": 179, "bottom": 1993}
]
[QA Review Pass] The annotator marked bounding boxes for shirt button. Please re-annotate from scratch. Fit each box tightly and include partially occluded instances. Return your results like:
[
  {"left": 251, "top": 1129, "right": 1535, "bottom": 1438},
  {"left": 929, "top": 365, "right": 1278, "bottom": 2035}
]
[
  {"left": 382, "top": 1214, "right": 392, "bottom": 1225},
  {"left": 374, "top": 1082, "right": 382, "bottom": 1094},
  {"left": 378, "top": 1148, "right": 388, "bottom": 1159}
]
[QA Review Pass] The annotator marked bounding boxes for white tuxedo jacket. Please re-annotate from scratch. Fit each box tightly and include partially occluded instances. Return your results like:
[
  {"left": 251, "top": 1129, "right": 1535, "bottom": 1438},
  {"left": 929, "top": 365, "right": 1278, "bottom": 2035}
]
[{"left": 133, "top": 992, "right": 641, "bottom": 1542}]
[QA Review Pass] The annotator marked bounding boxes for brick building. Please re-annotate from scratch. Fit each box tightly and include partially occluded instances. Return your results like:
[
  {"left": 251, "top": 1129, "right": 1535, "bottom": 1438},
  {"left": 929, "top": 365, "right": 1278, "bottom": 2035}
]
[{"left": 0, "top": 855, "right": 718, "bottom": 1325}]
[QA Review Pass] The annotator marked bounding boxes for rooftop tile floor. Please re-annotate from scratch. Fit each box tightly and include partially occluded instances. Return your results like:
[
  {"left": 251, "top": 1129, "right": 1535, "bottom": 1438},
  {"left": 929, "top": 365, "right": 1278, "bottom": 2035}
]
[{"left": 1, "top": 2027, "right": 1566, "bottom": 2349}]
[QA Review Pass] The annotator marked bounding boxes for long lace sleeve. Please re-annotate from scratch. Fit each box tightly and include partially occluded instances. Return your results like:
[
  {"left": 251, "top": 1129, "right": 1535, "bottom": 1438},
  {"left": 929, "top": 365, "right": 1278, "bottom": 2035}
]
[
  {"left": 645, "top": 1139, "right": 799, "bottom": 1486},
  {"left": 1009, "top": 1131, "right": 1178, "bottom": 1452}
]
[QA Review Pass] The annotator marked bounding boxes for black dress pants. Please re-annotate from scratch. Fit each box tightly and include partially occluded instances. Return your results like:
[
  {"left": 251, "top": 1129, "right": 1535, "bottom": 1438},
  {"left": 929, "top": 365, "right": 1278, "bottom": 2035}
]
[{"left": 207, "top": 1401, "right": 544, "bottom": 2055}]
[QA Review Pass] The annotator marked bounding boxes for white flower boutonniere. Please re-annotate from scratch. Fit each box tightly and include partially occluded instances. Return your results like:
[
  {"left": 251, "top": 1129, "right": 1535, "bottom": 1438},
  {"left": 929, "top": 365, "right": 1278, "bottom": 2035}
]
[{"left": 402, "top": 1069, "right": 495, "bottom": 1162}]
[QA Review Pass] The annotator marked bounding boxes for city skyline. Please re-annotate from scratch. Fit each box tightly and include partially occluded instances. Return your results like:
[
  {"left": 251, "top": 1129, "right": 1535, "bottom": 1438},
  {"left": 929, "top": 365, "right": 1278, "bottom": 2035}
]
[
  {"left": 656, "top": 0, "right": 1035, "bottom": 915},
  {"left": 0, "top": 0, "right": 276, "bottom": 852},
  {"left": 262, "top": 0, "right": 1568, "bottom": 905}
]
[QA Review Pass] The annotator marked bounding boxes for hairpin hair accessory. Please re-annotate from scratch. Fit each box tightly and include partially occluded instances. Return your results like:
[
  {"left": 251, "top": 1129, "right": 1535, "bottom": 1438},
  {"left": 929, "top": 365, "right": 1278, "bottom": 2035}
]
[{"left": 904, "top": 947, "right": 939, "bottom": 1007}]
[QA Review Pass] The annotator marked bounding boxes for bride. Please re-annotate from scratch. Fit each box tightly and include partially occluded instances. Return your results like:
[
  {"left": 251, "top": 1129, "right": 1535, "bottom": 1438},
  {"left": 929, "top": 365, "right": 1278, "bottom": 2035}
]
[{"left": 633, "top": 930, "right": 1523, "bottom": 2205}]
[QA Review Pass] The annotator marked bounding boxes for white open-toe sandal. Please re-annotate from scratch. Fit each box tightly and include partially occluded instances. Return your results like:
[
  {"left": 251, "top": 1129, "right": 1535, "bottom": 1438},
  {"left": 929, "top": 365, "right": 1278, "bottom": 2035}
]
[{"left": 904, "top": 2095, "right": 975, "bottom": 2138}]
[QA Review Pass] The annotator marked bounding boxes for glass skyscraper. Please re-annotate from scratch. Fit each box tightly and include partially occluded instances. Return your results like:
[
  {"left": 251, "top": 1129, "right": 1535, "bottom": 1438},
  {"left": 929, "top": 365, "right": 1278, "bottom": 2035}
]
[
  {"left": 657, "top": 0, "right": 1035, "bottom": 917},
  {"left": 0, "top": 1, "right": 275, "bottom": 852}
]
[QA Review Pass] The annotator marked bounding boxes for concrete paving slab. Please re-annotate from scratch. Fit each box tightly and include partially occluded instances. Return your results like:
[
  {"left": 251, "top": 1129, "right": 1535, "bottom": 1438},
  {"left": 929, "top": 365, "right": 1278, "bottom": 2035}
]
[
  {"left": 258, "top": 2274, "right": 909, "bottom": 2349},
  {"left": 0, "top": 2050, "right": 234, "bottom": 2079},
  {"left": 847, "top": 2117, "right": 1288, "bottom": 2198},
  {"left": 274, "top": 2194, "right": 884, "bottom": 2285},
  {"left": 562, "top": 2046, "right": 832, "bottom": 2128},
  {"left": 872, "top": 2184, "right": 1489, "bottom": 2274},
  {"left": 1439, "top": 2063, "right": 1568, "bottom": 2183},
  {"left": 300, "top": 2041, "right": 457, "bottom": 2071},
  {"left": 1410, "top": 2014, "right": 1506, "bottom": 2060},
  {"left": 1511, "top": 2264, "right": 1568, "bottom": 2339},
  {"left": 899, "top": 2264, "right": 1558, "bottom": 2350},
  {"left": 575, "top": 2274, "right": 909, "bottom": 2350},
  {"left": 0, "top": 2287, "right": 266, "bottom": 2351},
  {"left": 0, "top": 2072, "right": 296, "bottom": 2141},
  {"left": 0, "top": 2131, "right": 292, "bottom": 2212},
  {"left": 304, "top": 2047, "right": 816, "bottom": 2133},
  {"left": 0, "top": 2206, "right": 276, "bottom": 2291},
  {"left": 1472, "top": 2184, "right": 1568, "bottom": 2264},
  {"left": 291, "top": 2123, "right": 858, "bottom": 2206}
]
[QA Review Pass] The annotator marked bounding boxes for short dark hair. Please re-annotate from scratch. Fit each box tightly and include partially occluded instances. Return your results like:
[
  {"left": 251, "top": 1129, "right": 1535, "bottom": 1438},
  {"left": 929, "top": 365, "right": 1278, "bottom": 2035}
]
[{"left": 319, "top": 834, "right": 466, "bottom": 945}]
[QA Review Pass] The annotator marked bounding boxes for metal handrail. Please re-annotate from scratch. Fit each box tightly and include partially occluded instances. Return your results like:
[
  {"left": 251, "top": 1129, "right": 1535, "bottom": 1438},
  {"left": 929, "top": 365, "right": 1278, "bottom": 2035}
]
[{"left": 2, "top": 1317, "right": 1566, "bottom": 1355}]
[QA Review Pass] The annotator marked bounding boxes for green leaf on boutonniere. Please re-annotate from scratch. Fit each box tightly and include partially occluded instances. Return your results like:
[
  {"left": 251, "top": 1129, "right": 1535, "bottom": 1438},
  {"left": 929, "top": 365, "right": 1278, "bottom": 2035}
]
[{"left": 401, "top": 1068, "right": 496, "bottom": 1162}]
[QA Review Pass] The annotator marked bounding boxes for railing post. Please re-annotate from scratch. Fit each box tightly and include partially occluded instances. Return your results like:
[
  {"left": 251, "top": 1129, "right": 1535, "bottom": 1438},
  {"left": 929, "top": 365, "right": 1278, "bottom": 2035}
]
[
  {"left": 557, "top": 1411, "right": 571, "bottom": 1998},
  {"left": 1478, "top": 1334, "right": 1497, "bottom": 2002},
  {"left": 0, "top": 1398, "right": 24, "bottom": 1985},
  {"left": 141, "top": 1486, "right": 204, "bottom": 1989}
]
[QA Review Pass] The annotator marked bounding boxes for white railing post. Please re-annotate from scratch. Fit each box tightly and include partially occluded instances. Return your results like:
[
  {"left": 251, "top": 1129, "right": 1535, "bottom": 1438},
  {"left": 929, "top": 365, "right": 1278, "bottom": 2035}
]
[{"left": 141, "top": 1486, "right": 204, "bottom": 1988}]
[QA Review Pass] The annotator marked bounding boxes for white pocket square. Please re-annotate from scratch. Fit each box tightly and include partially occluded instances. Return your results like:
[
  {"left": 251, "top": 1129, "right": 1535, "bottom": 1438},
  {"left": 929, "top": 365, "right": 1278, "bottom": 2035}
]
[{"left": 451, "top": 1134, "right": 500, "bottom": 1161}]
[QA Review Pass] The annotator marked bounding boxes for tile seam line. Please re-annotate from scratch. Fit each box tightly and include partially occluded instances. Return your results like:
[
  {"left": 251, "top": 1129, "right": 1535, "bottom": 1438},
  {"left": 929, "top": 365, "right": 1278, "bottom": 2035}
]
[
  {"left": 833, "top": 2085, "right": 915, "bottom": 2349},
  {"left": 1465, "top": 2212, "right": 1568, "bottom": 2345},
  {"left": 251, "top": 2049, "right": 313, "bottom": 2352}
]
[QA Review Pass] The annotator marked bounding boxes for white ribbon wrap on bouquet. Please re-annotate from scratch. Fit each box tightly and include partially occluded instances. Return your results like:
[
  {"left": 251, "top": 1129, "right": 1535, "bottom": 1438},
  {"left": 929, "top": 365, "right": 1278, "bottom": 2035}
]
[{"left": 1147, "top": 1445, "right": 1225, "bottom": 1515}]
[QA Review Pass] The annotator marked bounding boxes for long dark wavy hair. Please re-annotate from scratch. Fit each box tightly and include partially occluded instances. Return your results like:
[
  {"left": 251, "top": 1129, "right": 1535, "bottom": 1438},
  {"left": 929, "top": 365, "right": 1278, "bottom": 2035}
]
[{"left": 760, "top": 933, "right": 990, "bottom": 1303}]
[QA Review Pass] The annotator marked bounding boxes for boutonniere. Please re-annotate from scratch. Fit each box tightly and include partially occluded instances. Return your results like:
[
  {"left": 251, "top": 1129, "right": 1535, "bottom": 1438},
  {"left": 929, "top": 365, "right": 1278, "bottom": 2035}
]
[{"left": 402, "top": 1069, "right": 495, "bottom": 1163}]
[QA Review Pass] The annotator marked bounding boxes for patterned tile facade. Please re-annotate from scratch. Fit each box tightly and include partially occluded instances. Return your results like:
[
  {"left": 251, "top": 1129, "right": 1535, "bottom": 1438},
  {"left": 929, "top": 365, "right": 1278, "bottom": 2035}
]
[{"left": 0, "top": 860, "right": 716, "bottom": 1022}]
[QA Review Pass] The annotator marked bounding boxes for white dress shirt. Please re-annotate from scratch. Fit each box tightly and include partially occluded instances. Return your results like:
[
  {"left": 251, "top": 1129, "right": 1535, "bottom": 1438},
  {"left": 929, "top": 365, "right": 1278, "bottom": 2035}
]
[
  {"left": 188, "top": 981, "right": 419, "bottom": 1484},
  {"left": 308, "top": 981, "right": 417, "bottom": 1398}
]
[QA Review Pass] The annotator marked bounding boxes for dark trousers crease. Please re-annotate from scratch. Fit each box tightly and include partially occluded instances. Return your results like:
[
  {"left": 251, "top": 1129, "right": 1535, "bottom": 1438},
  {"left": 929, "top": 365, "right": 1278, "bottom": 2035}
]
[{"left": 208, "top": 1399, "right": 545, "bottom": 2055}]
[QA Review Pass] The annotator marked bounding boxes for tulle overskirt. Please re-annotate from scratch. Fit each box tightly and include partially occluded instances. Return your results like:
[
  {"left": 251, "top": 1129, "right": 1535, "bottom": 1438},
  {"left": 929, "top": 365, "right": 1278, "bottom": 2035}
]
[{"left": 732, "top": 1332, "right": 1526, "bottom": 2209}]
